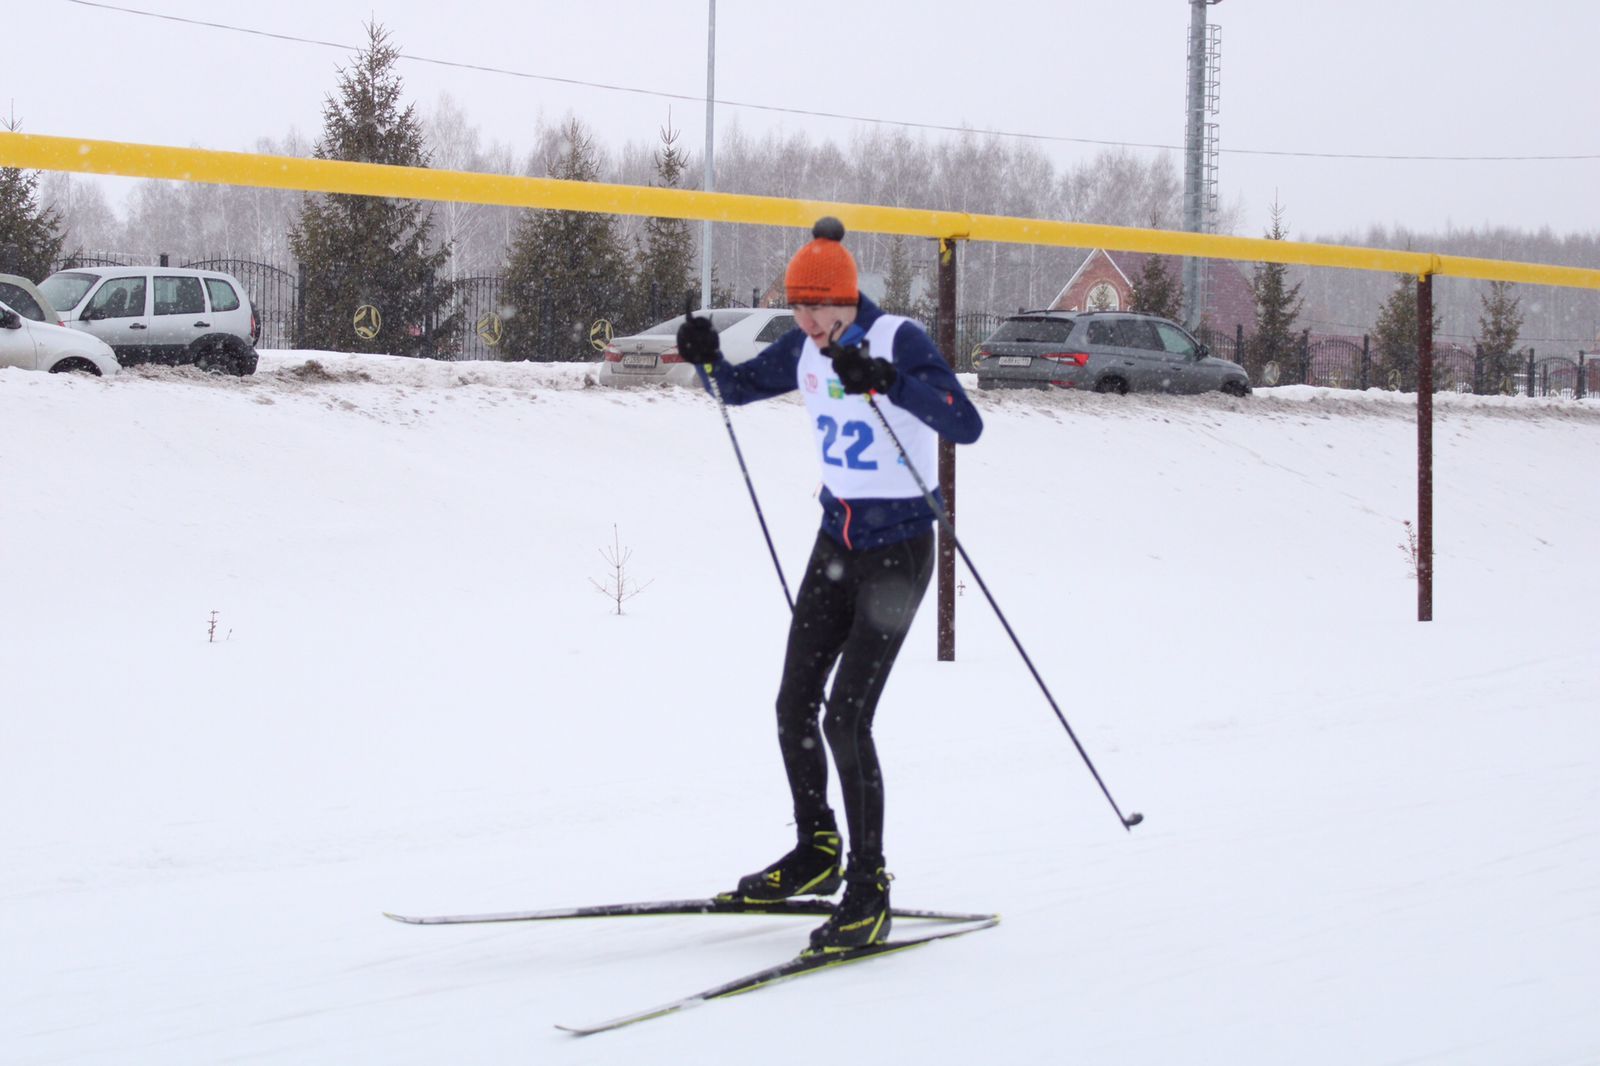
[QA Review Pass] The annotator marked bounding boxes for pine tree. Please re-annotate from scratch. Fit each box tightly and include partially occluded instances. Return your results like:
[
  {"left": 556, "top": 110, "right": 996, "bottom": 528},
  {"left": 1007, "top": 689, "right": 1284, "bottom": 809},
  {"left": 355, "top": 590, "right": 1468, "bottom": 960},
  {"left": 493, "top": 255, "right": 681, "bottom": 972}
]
[
  {"left": 288, "top": 22, "right": 455, "bottom": 356},
  {"left": 0, "top": 115, "right": 65, "bottom": 280},
  {"left": 1475, "top": 280, "right": 1524, "bottom": 395},
  {"left": 1372, "top": 274, "right": 1442, "bottom": 392},
  {"left": 631, "top": 122, "right": 696, "bottom": 327},
  {"left": 501, "top": 119, "right": 630, "bottom": 360},
  {"left": 1248, "top": 200, "right": 1305, "bottom": 383},
  {"left": 1129, "top": 254, "right": 1182, "bottom": 321},
  {"left": 883, "top": 236, "right": 917, "bottom": 316}
]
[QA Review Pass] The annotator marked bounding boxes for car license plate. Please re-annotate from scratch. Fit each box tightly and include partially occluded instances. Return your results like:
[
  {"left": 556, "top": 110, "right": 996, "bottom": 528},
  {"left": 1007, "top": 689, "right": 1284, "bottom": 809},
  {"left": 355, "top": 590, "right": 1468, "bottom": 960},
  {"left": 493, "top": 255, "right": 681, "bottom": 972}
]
[
  {"left": 622, "top": 354, "right": 658, "bottom": 368},
  {"left": 997, "top": 356, "right": 1031, "bottom": 367}
]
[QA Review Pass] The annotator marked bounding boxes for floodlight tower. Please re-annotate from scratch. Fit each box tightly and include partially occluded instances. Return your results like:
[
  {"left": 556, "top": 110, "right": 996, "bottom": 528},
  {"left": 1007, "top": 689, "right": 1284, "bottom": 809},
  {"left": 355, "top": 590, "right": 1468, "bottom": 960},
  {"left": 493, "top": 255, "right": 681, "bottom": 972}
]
[
  {"left": 702, "top": 0, "right": 716, "bottom": 312},
  {"left": 1181, "top": 0, "right": 1222, "bottom": 331}
]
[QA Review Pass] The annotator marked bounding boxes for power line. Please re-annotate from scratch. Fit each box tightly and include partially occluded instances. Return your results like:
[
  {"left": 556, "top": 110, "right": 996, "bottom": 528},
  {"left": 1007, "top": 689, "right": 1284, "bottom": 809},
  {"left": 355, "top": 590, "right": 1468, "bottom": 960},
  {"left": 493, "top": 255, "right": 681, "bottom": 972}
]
[{"left": 63, "top": 0, "right": 1600, "bottom": 164}]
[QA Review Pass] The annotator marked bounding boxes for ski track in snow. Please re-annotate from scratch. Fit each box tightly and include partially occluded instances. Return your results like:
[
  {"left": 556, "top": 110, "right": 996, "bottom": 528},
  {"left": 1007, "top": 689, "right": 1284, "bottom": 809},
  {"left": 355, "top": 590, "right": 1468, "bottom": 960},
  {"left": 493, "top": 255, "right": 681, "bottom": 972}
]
[{"left": 1, "top": 352, "right": 1597, "bottom": 1065}]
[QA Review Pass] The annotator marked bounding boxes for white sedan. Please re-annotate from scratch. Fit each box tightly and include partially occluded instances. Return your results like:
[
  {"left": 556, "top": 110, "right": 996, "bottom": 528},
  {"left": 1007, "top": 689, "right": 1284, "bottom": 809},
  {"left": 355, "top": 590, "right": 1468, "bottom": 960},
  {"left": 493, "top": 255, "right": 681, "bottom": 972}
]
[
  {"left": 0, "top": 300, "right": 121, "bottom": 376},
  {"left": 597, "top": 308, "right": 796, "bottom": 387}
]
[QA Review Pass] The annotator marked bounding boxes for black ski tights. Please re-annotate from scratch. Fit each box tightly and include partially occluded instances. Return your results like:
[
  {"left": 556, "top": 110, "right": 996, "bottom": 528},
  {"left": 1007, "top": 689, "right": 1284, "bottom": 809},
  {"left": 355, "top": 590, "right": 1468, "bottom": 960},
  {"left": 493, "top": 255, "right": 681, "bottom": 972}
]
[{"left": 774, "top": 530, "right": 934, "bottom": 867}]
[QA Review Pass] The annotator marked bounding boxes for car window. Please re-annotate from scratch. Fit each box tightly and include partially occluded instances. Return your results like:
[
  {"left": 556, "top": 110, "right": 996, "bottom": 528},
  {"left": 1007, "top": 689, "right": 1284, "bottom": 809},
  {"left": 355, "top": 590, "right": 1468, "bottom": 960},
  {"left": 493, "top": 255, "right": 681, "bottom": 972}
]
[
  {"left": 1153, "top": 322, "right": 1197, "bottom": 355},
  {"left": 154, "top": 276, "right": 206, "bottom": 316},
  {"left": 1086, "top": 320, "right": 1116, "bottom": 346},
  {"left": 85, "top": 276, "right": 148, "bottom": 320},
  {"left": 987, "top": 317, "right": 1076, "bottom": 344},
  {"left": 754, "top": 314, "right": 795, "bottom": 343},
  {"left": 1114, "top": 319, "right": 1163, "bottom": 351},
  {"left": 205, "top": 278, "right": 241, "bottom": 312},
  {"left": 0, "top": 282, "right": 47, "bottom": 321},
  {"left": 40, "top": 272, "right": 98, "bottom": 312}
]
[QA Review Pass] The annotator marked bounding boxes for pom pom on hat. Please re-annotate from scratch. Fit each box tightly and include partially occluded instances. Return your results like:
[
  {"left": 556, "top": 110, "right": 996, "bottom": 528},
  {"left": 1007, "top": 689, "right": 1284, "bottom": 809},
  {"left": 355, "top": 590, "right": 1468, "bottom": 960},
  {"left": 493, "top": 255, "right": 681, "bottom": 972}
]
[
  {"left": 812, "top": 216, "right": 846, "bottom": 241},
  {"left": 786, "top": 217, "right": 858, "bottom": 306}
]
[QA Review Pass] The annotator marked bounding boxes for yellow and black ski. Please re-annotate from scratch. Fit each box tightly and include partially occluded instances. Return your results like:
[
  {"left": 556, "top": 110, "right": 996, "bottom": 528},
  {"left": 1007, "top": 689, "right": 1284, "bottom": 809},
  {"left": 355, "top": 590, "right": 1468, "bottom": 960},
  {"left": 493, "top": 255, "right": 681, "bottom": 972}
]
[
  {"left": 556, "top": 916, "right": 1000, "bottom": 1036},
  {"left": 383, "top": 897, "right": 994, "bottom": 926}
]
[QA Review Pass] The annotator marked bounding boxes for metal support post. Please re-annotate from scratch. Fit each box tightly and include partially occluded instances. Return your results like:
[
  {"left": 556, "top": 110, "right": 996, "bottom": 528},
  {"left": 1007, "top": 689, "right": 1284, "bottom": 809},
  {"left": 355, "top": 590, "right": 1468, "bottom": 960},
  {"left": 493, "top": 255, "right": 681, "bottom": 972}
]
[
  {"left": 936, "top": 237, "right": 959, "bottom": 661},
  {"left": 1416, "top": 275, "right": 1434, "bottom": 622}
]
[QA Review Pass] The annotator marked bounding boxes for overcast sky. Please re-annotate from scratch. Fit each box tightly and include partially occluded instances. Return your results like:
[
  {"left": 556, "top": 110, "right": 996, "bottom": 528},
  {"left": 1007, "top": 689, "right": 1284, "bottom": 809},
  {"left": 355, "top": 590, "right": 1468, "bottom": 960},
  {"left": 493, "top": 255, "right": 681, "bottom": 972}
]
[{"left": 7, "top": 0, "right": 1599, "bottom": 243}]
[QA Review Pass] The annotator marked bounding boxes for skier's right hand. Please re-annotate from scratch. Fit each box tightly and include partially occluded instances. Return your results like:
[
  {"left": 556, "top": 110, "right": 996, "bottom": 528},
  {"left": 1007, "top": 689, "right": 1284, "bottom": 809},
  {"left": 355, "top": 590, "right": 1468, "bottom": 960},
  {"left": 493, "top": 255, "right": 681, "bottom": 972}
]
[{"left": 677, "top": 313, "right": 722, "bottom": 367}]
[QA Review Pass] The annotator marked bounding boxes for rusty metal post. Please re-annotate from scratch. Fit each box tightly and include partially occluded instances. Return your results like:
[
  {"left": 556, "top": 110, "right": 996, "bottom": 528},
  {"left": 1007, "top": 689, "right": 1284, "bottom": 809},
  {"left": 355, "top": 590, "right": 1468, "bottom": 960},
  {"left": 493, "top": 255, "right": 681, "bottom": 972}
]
[
  {"left": 1416, "top": 274, "right": 1434, "bottom": 622},
  {"left": 936, "top": 237, "right": 959, "bottom": 661}
]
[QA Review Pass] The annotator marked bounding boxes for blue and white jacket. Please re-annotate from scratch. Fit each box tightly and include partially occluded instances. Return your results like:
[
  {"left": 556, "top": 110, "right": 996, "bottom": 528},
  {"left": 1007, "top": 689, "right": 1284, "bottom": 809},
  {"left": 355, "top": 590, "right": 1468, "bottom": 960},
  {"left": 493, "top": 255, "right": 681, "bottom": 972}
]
[{"left": 702, "top": 295, "right": 982, "bottom": 552}]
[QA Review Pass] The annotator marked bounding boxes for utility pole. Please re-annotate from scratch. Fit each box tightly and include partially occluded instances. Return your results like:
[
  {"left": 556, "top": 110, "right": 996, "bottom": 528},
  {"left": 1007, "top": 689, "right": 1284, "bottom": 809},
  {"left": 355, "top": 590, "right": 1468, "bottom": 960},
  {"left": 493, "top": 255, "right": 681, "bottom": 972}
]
[
  {"left": 1182, "top": 0, "right": 1221, "bottom": 330},
  {"left": 701, "top": 0, "right": 716, "bottom": 311}
]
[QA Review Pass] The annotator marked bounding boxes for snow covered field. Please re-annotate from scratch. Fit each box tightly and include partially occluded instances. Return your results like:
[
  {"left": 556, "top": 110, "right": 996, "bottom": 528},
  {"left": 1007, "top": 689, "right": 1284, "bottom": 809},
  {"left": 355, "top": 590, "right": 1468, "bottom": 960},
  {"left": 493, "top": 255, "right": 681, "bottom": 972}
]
[{"left": 2, "top": 353, "right": 1597, "bottom": 1064}]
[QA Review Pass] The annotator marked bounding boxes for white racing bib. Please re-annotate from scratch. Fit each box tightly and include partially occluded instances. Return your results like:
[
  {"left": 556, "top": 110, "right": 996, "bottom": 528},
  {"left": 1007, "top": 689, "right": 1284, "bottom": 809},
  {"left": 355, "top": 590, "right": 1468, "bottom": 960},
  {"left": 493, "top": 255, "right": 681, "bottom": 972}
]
[{"left": 796, "top": 314, "right": 940, "bottom": 499}]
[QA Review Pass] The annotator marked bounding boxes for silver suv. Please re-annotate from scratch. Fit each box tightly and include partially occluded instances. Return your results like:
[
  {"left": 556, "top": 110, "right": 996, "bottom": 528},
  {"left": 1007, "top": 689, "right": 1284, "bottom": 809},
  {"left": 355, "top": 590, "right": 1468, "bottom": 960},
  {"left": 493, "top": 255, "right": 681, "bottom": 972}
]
[
  {"left": 40, "top": 266, "right": 260, "bottom": 376},
  {"left": 974, "top": 310, "right": 1249, "bottom": 396}
]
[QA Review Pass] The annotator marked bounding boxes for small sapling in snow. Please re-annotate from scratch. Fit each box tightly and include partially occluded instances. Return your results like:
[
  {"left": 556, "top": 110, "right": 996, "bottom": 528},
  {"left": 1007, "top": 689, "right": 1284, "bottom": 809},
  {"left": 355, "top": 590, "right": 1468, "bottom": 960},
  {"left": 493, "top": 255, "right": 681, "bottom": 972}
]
[
  {"left": 591, "top": 525, "right": 653, "bottom": 615},
  {"left": 1398, "top": 519, "right": 1420, "bottom": 580}
]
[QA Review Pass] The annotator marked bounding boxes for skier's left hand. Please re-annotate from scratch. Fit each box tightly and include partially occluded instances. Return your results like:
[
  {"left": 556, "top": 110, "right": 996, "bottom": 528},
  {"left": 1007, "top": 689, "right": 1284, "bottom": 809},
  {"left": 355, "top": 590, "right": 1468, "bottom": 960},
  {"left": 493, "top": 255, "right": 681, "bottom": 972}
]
[
  {"left": 828, "top": 340, "right": 896, "bottom": 395},
  {"left": 677, "top": 313, "right": 722, "bottom": 367}
]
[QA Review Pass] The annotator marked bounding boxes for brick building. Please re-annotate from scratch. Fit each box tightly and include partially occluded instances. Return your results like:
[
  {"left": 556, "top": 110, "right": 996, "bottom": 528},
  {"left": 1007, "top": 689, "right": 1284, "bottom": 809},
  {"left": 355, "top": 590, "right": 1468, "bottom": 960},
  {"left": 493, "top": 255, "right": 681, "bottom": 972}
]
[{"left": 1049, "top": 249, "right": 1256, "bottom": 334}]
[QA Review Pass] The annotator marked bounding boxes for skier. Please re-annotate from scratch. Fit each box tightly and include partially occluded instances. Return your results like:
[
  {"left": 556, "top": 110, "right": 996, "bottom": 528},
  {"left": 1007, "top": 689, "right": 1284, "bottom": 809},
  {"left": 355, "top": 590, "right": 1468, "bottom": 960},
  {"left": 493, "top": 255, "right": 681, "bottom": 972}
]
[{"left": 678, "top": 218, "right": 983, "bottom": 954}]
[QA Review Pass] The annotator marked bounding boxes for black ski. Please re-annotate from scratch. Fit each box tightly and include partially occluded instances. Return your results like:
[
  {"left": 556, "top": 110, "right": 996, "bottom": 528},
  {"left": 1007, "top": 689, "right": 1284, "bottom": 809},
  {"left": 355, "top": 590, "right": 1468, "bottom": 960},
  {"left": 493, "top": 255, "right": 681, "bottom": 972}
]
[
  {"left": 556, "top": 917, "right": 1000, "bottom": 1036},
  {"left": 383, "top": 897, "right": 995, "bottom": 926}
]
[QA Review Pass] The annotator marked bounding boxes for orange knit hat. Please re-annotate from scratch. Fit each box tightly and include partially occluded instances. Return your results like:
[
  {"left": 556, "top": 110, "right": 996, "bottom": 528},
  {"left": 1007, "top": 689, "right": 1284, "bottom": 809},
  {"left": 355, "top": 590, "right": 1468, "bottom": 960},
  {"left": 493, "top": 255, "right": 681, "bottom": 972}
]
[{"left": 785, "top": 217, "right": 858, "bottom": 306}]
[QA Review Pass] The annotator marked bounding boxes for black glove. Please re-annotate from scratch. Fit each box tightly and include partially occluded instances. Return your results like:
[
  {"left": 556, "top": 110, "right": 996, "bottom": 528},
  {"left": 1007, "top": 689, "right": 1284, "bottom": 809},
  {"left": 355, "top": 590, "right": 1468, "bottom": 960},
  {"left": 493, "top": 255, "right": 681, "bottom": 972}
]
[
  {"left": 676, "top": 313, "right": 722, "bottom": 367},
  {"left": 827, "top": 339, "right": 897, "bottom": 395}
]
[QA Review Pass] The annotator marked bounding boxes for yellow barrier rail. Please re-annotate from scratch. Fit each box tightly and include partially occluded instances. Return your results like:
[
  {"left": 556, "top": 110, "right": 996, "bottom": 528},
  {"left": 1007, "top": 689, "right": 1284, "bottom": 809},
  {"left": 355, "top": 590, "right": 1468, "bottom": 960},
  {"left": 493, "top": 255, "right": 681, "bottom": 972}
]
[{"left": 5, "top": 131, "right": 1599, "bottom": 291}]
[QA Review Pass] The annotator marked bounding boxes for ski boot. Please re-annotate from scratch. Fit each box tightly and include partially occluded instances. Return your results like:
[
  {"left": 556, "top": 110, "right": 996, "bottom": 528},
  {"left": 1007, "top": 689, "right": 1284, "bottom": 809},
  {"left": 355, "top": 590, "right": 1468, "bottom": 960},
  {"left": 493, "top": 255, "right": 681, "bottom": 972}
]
[
  {"left": 804, "top": 864, "right": 892, "bottom": 954},
  {"left": 720, "top": 825, "right": 843, "bottom": 903}
]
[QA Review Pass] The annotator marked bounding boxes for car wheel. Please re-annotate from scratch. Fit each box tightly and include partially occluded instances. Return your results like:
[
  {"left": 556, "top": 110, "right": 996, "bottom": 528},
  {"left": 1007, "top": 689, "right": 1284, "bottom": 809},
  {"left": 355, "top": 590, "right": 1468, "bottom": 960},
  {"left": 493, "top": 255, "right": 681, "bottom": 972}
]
[
  {"left": 192, "top": 337, "right": 247, "bottom": 376},
  {"left": 49, "top": 357, "right": 103, "bottom": 376},
  {"left": 1094, "top": 375, "right": 1129, "bottom": 395},
  {"left": 1221, "top": 381, "right": 1249, "bottom": 397}
]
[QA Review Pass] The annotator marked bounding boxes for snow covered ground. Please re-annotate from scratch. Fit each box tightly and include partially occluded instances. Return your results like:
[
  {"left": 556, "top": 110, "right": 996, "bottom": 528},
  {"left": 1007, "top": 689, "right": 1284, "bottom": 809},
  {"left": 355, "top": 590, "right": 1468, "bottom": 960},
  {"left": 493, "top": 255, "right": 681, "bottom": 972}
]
[{"left": 2, "top": 352, "right": 1597, "bottom": 1064}]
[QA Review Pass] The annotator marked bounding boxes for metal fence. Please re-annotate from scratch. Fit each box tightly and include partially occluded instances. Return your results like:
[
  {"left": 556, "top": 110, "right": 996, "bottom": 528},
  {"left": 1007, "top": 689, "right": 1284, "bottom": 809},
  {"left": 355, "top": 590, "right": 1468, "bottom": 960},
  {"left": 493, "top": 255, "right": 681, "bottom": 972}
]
[
  {"left": 452, "top": 276, "right": 506, "bottom": 361},
  {"left": 183, "top": 257, "right": 299, "bottom": 352},
  {"left": 901, "top": 311, "right": 1004, "bottom": 372},
  {"left": 40, "top": 253, "right": 1598, "bottom": 393},
  {"left": 1208, "top": 322, "right": 1591, "bottom": 398},
  {"left": 1527, "top": 353, "right": 1596, "bottom": 398}
]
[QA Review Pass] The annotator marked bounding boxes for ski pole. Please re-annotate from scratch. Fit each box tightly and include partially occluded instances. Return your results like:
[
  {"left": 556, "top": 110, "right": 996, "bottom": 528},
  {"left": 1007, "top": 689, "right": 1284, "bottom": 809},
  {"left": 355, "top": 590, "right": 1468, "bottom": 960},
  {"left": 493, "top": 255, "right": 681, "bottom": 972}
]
[
  {"left": 863, "top": 393, "right": 1143, "bottom": 832},
  {"left": 688, "top": 306, "right": 794, "bottom": 613}
]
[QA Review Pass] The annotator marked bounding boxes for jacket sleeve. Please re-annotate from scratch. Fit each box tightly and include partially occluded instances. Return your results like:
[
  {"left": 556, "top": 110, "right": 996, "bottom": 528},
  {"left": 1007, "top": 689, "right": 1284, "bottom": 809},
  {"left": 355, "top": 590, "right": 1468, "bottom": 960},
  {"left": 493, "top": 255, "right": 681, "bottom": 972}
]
[
  {"left": 881, "top": 321, "right": 984, "bottom": 444},
  {"left": 698, "top": 329, "right": 803, "bottom": 405}
]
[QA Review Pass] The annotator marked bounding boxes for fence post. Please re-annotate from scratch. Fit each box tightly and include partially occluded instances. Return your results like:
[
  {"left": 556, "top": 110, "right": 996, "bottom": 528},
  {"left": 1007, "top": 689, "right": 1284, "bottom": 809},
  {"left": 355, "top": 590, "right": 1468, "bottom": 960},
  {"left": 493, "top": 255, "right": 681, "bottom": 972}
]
[
  {"left": 159, "top": 252, "right": 169, "bottom": 268},
  {"left": 1360, "top": 334, "right": 1371, "bottom": 390},
  {"left": 1579, "top": 351, "right": 1587, "bottom": 400},
  {"left": 1299, "top": 329, "right": 1311, "bottom": 386},
  {"left": 1527, "top": 348, "right": 1536, "bottom": 397},
  {"left": 1416, "top": 275, "right": 1434, "bottom": 623},
  {"left": 539, "top": 292, "right": 553, "bottom": 361},
  {"left": 294, "top": 263, "right": 306, "bottom": 350},
  {"left": 1473, "top": 343, "right": 1484, "bottom": 395},
  {"left": 423, "top": 274, "right": 435, "bottom": 359},
  {"left": 936, "top": 237, "right": 958, "bottom": 663}
]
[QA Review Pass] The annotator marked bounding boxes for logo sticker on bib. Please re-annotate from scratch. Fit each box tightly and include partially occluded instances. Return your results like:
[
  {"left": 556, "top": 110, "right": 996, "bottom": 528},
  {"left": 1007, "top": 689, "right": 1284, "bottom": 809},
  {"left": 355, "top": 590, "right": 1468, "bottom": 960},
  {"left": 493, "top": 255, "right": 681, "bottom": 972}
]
[
  {"left": 827, "top": 377, "right": 845, "bottom": 400},
  {"left": 805, "top": 372, "right": 819, "bottom": 393}
]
